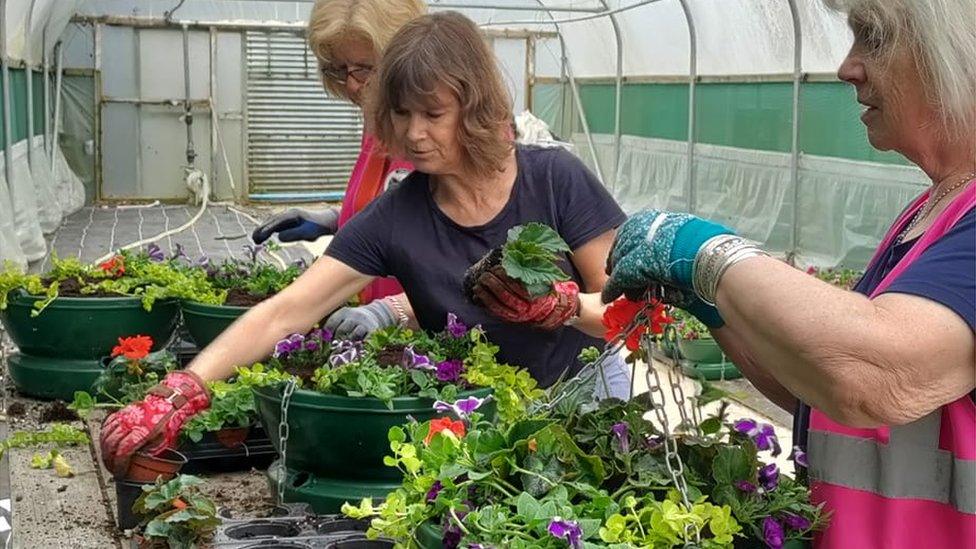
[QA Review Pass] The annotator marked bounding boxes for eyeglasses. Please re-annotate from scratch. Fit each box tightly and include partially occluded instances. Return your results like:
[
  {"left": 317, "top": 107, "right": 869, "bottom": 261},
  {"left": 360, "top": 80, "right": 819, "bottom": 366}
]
[{"left": 320, "top": 64, "right": 374, "bottom": 84}]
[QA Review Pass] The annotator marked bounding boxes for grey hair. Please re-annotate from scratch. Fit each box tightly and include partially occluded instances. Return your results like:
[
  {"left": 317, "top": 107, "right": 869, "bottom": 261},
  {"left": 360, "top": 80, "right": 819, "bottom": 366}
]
[{"left": 824, "top": 0, "right": 976, "bottom": 135}]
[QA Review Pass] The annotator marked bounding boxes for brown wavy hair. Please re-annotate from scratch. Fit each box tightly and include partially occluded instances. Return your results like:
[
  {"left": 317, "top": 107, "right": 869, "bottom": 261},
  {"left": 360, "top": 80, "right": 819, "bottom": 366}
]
[{"left": 369, "top": 11, "right": 514, "bottom": 177}]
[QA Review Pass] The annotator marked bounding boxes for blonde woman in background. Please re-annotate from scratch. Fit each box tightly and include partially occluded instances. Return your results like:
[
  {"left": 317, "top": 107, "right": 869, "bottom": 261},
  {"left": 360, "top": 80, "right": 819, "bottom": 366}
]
[{"left": 253, "top": 0, "right": 424, "bottom": 339}]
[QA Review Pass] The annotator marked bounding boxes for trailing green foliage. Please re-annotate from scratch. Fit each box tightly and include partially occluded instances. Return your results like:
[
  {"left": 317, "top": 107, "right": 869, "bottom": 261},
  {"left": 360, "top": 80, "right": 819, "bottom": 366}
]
[
  {"left": 500, "top": 223, "right": 571, "bottom": 297},
  {"left": 180, "top": 365, "right": 298, "bottom": 443},
  {"left": 133, "top": 475, "right": 220, "bottom": 548},
  {"left": 0, "top": 424, "right": 90, "bottom": 459}
]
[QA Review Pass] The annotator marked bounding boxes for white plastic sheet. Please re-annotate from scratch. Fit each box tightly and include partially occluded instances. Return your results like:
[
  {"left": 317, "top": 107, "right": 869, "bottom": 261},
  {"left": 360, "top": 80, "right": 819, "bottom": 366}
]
[
  {"left": 574, "top": 133, "right": 928, "bottom": 269},
  {"left": 27, "top": 135, "right": 62, "bottom": 231},
  {"left": 0, "top": 167, "right": 27, "bottom": 269},
  {"left": 53, "top": 142, "right": 86, "bottom": 216},
  {"left": 0, "top": 148, "right": 46, "bottom": 262}
]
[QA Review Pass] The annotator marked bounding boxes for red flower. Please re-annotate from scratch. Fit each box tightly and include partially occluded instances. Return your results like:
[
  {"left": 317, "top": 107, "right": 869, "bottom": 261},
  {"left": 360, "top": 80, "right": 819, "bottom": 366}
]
[
  {"left": 111, "top": 335, "right": 153, "bottom": 360},
  {"left": 98, "top": 255, "right": 125, "bottom": 277},
  {"left": 424, "top": 417, "right": 466, "bottom": 445},
  {"left": 602, "top": 298, "right": 672, "bottom": 351}
]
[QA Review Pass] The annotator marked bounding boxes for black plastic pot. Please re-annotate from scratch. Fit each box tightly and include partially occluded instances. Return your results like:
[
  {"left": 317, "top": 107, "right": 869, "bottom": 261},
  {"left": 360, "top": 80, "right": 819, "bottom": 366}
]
[
  {"left": 326, "top": 540, "right": 394, "bottom": 549},
  {"left": 115, "top": 479, "right": 151, "bottom": 530}
]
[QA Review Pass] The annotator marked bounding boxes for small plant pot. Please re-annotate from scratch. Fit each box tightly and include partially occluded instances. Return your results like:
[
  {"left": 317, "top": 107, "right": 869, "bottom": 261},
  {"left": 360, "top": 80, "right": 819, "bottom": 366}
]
[
  {"left": 124, "top": 448, "right": 187, "bottom": 483},
  {"left": 223, "top": 520, "right": 303, "bottom": 540},
  {"left": 680, "top": 359, "right": 742, "bottom": 381},
  {"left": 414, "top": 521, "right": 444, "bottom": 549},
  {"left": 115, "top": 479, "right": 151, "bottom": 530},
  {"left": 180, "top": 300, "right": 250, "bottom": 348},
  {"left": 215, "top": 425, "right": 251, "bottom": 449}
]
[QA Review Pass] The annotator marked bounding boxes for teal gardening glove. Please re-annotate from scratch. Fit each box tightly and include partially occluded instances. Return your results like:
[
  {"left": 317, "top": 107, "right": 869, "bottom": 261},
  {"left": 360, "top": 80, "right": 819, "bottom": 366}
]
[{"left": 602, "top": 209, "right": 734, "bottom": 328}]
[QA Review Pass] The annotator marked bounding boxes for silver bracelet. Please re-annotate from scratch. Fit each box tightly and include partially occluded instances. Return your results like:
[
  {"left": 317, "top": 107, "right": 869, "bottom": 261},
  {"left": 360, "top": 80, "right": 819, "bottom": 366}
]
[
  {"left": 384, "top": 296, "right": 409, "bottom": 327},
  {"left": 694, "top": 236, "right": 768, "bottom": 305}
]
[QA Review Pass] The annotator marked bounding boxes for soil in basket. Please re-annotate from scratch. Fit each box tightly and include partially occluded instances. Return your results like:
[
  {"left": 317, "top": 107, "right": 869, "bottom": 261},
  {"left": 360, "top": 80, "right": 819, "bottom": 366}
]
[
  {"left": 39, "top": 400, "right": 79, "bottom": 423},
  {"left": 223, "top": 288, "right": 272, "bottom": 307},
  {"left": 282, "top": 363, "right": 317, "bottom": 384},
  {"left": 41, "top": 276, "right": 127, "bottom": 298},
  {"left": 462, "top": 247, "right": 503, "bottom": 304}
]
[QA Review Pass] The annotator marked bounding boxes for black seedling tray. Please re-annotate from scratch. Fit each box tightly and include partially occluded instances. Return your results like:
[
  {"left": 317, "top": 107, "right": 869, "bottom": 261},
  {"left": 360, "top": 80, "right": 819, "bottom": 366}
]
[
  {"left": 212, "top": 505, "right": 393, "bottom": 548},
  {"left": 180, "top": 425, "right": 278, "bottom": 474}
]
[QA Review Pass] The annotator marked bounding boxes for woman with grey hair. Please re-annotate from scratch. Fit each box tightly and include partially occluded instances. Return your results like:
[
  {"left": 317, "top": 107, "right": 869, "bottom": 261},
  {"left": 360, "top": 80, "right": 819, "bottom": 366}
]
[{"left": 591, "top": 1, "right": 974, "bottom": 546}]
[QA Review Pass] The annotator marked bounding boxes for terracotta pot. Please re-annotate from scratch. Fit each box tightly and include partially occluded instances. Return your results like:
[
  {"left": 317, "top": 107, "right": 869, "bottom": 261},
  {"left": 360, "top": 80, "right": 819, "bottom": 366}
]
[
  {"left": 215, "top": 426, "right": 251, "bottom": 449},
  {"left": 124, "top": 448, "right": 187, "bottom": 482}
]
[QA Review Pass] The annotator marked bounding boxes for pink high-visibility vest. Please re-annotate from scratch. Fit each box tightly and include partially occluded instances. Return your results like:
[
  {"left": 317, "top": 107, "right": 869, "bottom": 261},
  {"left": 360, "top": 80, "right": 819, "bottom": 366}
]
[{"left": 809, "top": 182, "right": 976, "bottom": 548}]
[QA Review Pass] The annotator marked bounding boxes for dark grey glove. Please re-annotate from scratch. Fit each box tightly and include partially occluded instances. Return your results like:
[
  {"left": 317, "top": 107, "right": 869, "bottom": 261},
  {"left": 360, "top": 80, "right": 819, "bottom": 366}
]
[
  {"left": 251, "top": 207, "right": 341, "bottom": 244},
  {"left": 325, "top": 300, "right": 397, "bottom": 340}
]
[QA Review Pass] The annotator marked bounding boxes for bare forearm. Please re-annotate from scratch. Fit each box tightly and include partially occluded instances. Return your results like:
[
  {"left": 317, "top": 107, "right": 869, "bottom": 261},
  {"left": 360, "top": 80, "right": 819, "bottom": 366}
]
[
  {"left": 715, "top": 256, "right": 973, "bottom": 426},
  {"left": 575, "top": 292, "right": 608, "bottom": 338}
]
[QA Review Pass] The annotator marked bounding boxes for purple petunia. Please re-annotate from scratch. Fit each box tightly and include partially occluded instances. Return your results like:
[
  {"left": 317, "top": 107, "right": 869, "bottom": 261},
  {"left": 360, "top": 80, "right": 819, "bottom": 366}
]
[
  {"left": 402, "top": 346, "right": 435, "bottom": 370},
  {"left": 782, "top": 512, "right": 812, "bottom": 531},
  {"left": 303, "top": 339, "right": 320, "bottom": 352},
  {"left": 273, "top": 333, "right": 306, "bottom": 358},
  {"left": 172, "top": 243, "right": 188, "bottom": 262},
  {"left": 734, "top": 418, "right": 782, "bottom": 456},
  {"left": 611, "top": 422, "right": 630, "bottom": 454},
  {"left": 433, "top": 395, "right": 490, "bottom": 419},
  {"left": 547, "top": 517, "right": 583, "bottom": 549},
  {"left": 735, "top": 480, "right": 757, "bottom": 493},
  {"left": 446, "top": 313, "right": 468, "bottom": 338},
  {"left": 791, "top": 445, "right": 809, "bottom": 468},
  {"left": 435, "top": 359, "right": 464, "bottom": 382},
  {"left": 758, "top": 462, "right": 779, "bottom": 492},
  {"left": 425, "top": 480, "right": 443, "bottom": 502},
  {"left": 642, "top": 434, "right": 664, "bottom": 451},
  {"left": 146, "top": 243, "right": 165, "bottom": 262},
  {"left": 762, "top": 516, "right": 785, "bottom": 549}
]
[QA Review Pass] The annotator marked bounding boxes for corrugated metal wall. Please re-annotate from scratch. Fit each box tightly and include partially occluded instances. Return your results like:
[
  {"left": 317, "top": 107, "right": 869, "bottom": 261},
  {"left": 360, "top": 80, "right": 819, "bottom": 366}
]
[{"left": 245, "top": 31, "right": 361, "bottom": 199}]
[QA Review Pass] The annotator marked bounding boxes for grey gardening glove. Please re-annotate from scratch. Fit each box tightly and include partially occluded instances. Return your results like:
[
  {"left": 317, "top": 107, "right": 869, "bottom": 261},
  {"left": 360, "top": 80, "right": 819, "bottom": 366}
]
[
  {"left": 325, "top": 300, "right": 397, "bottom": 340},
  {"left": 251, "top": 207, "right": 340, "bottom": 244}
]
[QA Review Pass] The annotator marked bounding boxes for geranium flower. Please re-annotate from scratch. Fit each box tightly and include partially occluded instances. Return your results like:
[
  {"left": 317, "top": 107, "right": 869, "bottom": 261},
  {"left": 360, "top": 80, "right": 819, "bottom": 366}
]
[
  {"left": 446, "top": 313, "right": 468, "bottom": 338},
  {"left": 424, "top": 417, "right": 466, "bottom": 445},
  {"left": 402, "top": 346, "right": 435, "bottom": 370},
  {"left": 425, "top": 480, "right": 443, "bottom": 502},
  {"left": 762, "top": 517, "right": 785, "bottom": 549},
  {"left": 602, "top": 298, "right": 671, "bottom": 351},
  {"left": 111, "top": 335, "right": 153, "bottom": 360},
  {"left": 733, "top": 418, "right": 781, "bottom": 456},
  {"left": 433, "top": 395, "right": 490, "bottom": 419},
  {"left": 435, "top": 359, "right": 464, "bottom": 382},
  {"left": 547, "top": 517, "right": 583, "bottom": 549},
  {"left": 611, "top": 422, "right": 630, "bottom": 453},
  {"left": 99, "top": 255, "right": 125, "bottom": 277},
  {"left": 758, "top": 462, "right": 779, "bottom": 492},
  {"left": 782, "top": 512, "right": 811, "bottom": 531},
  {"left": 790, "top": 445, "right": 808, "bottom": 468},
  {"left": 146, "top": 243, "right": 165, "bottom": 262}
]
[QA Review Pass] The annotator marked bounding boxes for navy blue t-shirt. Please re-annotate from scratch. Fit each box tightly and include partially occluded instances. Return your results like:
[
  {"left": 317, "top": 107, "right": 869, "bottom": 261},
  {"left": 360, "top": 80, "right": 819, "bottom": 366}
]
[
  {"left": 794, "top": 207, "right": 976, "bottom": 450},
  {"left": 326, "top": 145, "right": 627, "bottom": 387}
]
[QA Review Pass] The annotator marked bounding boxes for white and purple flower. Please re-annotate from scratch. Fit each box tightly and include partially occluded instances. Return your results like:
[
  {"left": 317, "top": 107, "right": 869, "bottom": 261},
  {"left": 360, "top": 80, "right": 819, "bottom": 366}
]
[
  {"left": 446, "top": 313, "right": 468, "bottom": 338},
  {"left": 329, "top": 339, "right": 361, "bottom": 367},
  {"left": 547, "top": 517, "right": 583, "bottom": 549},
  {"left": 146, "top": 243, "right": 165, "bottom": 262},
  {"left": 433, "top": 395, "right": 491, "bottom": 419},
  {"left": 611, "top": 422, "right": 630, "bottom": 454},
  {"left": 790, "top": 445, "right": 809, "bottom": 468},
  {"left": 758, "top": 462, "right": 779, "bottom": 492},
  {"left": 402, "top": 346, "right": 435, "bottom": 370},
  {"left": 733, "top": 418, "right": 781, "bottom": 456},
  {"left": 273, "top": 333, "right": 306, "bottom": 358}
]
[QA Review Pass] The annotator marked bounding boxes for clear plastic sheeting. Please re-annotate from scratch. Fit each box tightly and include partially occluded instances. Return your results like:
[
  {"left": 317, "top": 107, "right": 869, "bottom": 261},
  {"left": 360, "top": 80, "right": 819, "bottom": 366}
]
[
  {"left": 10, "top": 140, "right": 57, "bottom": 234},
  {"left": 0, "top": 151, "right": 46, "bottom": 263},
  {"left": 52, "top": 141, "right": 86, "bottom": 216},
  {"left": 27, "top": 135, "right": 61, "bottom": 231},
  {"left": 0, "top": 160, "right": 27, "bottom": 269},
  {"left": 4, "top": 0, "right": 80, "bottom": 63},
  {"left": 575, "top": 133, "right": 928, "bottom": 269}
]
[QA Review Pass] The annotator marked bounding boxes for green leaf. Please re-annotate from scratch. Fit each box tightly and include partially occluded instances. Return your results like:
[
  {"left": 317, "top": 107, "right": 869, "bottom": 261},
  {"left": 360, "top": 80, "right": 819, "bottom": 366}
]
[
  {"left": 700, "top": 417, "right": 722, "bottom": 435},
  {"left": 712, "top": 446, "right": 754, "bottom": 485},
  {"left": 506, "top": 223, "right": 571, "bottom": 254}
]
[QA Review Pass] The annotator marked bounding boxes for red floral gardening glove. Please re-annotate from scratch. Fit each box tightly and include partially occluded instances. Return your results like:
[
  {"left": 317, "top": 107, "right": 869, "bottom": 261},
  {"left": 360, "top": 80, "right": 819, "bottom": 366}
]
[
  {"left": 99, "top": 370, "right": 210, "bottom": 478},
  {"left": 472, "top": 265, "right": 580, "bottom": 330}
]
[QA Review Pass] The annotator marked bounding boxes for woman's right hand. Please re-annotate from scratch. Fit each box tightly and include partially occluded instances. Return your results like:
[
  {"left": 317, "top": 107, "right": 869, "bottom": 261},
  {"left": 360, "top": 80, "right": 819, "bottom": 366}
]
[{"left": 99, "top": 371, "right": 210, "bottom": 478}]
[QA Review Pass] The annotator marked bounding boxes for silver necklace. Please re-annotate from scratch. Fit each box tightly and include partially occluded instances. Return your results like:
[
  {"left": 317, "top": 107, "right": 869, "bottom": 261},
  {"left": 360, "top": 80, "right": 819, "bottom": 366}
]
[{"left": 896, "top": 170, "right": 976, "bottom": 244}]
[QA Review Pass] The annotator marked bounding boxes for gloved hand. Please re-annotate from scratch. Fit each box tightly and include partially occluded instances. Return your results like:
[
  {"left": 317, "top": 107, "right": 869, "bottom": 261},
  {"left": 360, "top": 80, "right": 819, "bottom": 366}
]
[
  {"left": 325, "top": 299, "right": 398, "bottom": 340},
  {"left": 100, "top": 371, "right": 210, "bottom": 478},
  {"left": 473, "top": 265, "right": 580, "bottom": 330},
  {"left": 603, "top": 210, "right": 734, "bottom": 328},
  {"left": 251, "top": 207, "right": 341, "bottom": 244}
]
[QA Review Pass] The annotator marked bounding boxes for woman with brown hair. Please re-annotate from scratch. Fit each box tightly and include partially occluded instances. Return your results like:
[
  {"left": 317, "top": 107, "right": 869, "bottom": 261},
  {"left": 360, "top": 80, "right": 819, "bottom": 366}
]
[{"left": 99, "top": 11, "right": 629, "bottom": 476}]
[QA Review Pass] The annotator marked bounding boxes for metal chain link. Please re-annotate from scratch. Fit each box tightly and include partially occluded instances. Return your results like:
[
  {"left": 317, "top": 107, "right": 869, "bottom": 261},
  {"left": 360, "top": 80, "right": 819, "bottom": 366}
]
[{"left": 276, "top": 379, "right": 297, "bottom": 505}]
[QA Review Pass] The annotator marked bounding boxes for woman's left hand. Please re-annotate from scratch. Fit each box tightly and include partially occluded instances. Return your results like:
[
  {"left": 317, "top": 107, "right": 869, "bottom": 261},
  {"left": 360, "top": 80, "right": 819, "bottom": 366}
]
[
  {"left": 473, "top": 265, "right": 580, "bottom": 330},
  {"left": 602, "top": 209, "right": 734, "bottom": 303}
]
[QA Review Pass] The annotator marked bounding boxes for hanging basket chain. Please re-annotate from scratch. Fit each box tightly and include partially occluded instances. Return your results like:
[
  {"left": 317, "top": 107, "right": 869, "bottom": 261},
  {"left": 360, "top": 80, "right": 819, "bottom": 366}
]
[{"left": 276, "top": 378, "right": 297, "bottom": 505}]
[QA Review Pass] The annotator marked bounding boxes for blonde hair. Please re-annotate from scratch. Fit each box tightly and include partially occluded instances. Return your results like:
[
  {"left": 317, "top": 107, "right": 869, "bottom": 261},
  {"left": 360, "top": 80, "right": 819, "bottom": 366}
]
[
  {"left": 307, "top": 0, "right": 426, "bottom": 101},
  {"left": 824, "top": 0, "right": 976, "bottom": 135},
  {"left": 370, "top": 12, "right": 514, "bottom": 177}
]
